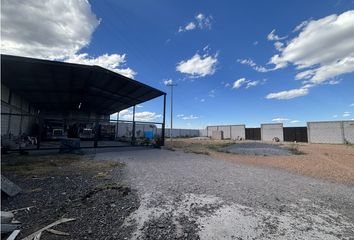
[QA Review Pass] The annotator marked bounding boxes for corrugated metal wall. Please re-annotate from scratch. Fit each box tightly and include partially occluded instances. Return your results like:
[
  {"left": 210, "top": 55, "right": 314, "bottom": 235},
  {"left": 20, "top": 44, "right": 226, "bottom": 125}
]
[{"left": 1, "top": 83, "right": 37, "bottom": 136}]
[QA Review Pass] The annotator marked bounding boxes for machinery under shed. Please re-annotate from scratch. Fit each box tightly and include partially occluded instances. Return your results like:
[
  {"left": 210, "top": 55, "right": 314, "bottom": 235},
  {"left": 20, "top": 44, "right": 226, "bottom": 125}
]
[{"left": 1, "top": 54, "right": 167, "bottom": 151}]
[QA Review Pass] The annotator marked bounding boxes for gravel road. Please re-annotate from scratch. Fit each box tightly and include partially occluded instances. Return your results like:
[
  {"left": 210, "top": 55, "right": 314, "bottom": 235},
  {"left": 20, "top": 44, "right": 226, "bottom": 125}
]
[
  {"left": 220, "top": 142, "right": 292, "bottom": 156},
  {"left": 95, "top": 148, "right": 354, "bottom": 240}
]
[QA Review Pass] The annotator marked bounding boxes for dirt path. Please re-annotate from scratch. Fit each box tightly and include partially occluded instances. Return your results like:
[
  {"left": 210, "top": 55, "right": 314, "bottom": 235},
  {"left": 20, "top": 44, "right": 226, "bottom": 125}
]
[{"left": 96, "top": 148, "right": 354, "bottom": 240}]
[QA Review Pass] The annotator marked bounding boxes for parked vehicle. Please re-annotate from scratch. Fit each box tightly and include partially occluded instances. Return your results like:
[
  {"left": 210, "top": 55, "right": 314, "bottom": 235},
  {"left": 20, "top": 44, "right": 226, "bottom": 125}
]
[{"left": 80, "top": 128, "right": 94, "bottom": 140}]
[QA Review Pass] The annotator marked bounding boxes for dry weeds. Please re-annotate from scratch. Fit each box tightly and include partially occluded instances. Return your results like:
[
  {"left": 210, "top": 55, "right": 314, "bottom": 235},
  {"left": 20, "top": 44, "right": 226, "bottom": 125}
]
[{"left": 167, "top": 139, "right": 354, "bottom": 184}]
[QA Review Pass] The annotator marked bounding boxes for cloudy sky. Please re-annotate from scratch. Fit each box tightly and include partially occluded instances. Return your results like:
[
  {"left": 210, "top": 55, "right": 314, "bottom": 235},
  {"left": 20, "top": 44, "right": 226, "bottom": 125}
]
[{"left": 1, "top": 0, "right": 354, "bottom": 128}]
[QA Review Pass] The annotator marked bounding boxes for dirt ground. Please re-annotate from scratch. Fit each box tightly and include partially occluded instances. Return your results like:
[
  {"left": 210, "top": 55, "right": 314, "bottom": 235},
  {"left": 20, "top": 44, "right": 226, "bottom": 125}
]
[
  {"left": 165, "top": 139, "right": 354, "bottom": 184},
  {"left": 1, "top": 145, "right": 354, "bottom": 239},
  {"left": 1, "top": 153, "right": 139, "bottom": 240}
]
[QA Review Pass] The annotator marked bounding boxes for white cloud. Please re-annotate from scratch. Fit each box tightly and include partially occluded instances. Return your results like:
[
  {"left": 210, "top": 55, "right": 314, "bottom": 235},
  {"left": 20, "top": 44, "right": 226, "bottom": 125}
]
[
  {"left": 177, "top": 52, "right": 218, "bottom": 78},
  {"left": 240, "top": 11, "right": 354, "bottom": 100},
  {"left": 274, "top": 41, "right": 284, "bottom": 51},
  {"left": 293, "top": 20, "right": 309, "bottom": 32},
  {"left": 333, "top": 114, "right": 338, "bottom": 118},
  {"left": 119, "top": 109, "right": 161, "bottom": 121},
  {"left": 1, "top": 0, "right": 136, "bottom": 78},
  {"left": 195, "top": 13, "right": 212, "bottom": 29},
  {"left": 343, "top": 111, "right": 351, "bottom": 117},
  {"left": 231, "top": 78, "right": 260, "bottom": 89},
  {"left": 65, "top": 53, "right": 136, "bottom": 78},
  {"left": 177, "top": 114, "right": 199, "bottom": 120},
  {"left": 177, "top": 114, "right": 184, "bottom": 117},
  {"left": 267, "top": 29, "right": 287, "bottom": 41},
  {"left": 350, "top": 103, "right": 354, "bottom": 107},
  {"left": 185, "top": 22, "right": 196, "bottom": 31},
  {"left": 237, "top": 58, "right": 274, "bottom": 73},
  {"left": 246, "top": 80, "right": 259, "bottom": 89},
  {"left": 178, "top": 13, "right": 212, "bottom": 33},
  {"left": 208, "top": 89, "right": 216, "bottom": 98},
  {"left": 233, "top": 78, "right": 246, "bottom": 89},
  {"left": 253, "top": 41, "right": 259, "bottom": 45},
  {"left": 1, "top": 0, "right": 99, "bottom": 59},
  {"left": 266, "top": 87, "right": 309, "bottom": 100},
  {"left": 272, "top": 118, "right": 290, "bottom": 122},
  {"left": 327, "top": 79, "right": 341, "bottom": 85},
  {"left": 238, "top": 58, "right": 256, "bottom": 67},
  {"left": 163, "top": 79, "right": 173, "bottom": 85},
  {"left": 269, "top": 10, "right": 354, "bottom": 85},
  {"left": 272, "top": 118, "right": 300, "bottom": 123},
  {"left": 200, "top": 98, "right": 205, "bottom": 102}
]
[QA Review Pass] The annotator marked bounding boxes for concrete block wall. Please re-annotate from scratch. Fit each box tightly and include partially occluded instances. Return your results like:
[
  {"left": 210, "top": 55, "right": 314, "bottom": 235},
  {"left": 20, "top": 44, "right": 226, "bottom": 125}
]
[
  {"left": 307, "top": 121, "right": 354, "bottom": 144},
  {"left": 343, "top": 121, "right": 354, "bottom": 144},
  {"left": 231, "top": 125, "right": 246, "bottom": 140},
  {"left": 161, "top": 128, "right": 200, "bottom": 138},
  {"left": 211, "top": 130, "right": 223, "bottom": 140},
  {"left": 199, "top": 129, "right": 208, "bottom": 137},
  {"left": 206, "top": 125, "right": 245, "bottom": 140},
  {"left": 261, "top": 123, "right": 284, "bottom": 141},
  {"left": 207, "top": 126, "right": 218, "bottom": 137}
]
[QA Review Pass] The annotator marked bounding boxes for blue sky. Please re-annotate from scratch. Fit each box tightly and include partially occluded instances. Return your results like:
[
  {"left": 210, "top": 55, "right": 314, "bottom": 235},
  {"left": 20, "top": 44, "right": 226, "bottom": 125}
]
[{"left": 2, "top": 0, "right": 354, "bottom": 129}]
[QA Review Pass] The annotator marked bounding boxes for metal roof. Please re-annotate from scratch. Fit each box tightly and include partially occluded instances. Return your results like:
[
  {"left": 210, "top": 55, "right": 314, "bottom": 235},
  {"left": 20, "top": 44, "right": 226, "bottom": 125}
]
[{"left": 1, "top": 54, "right": 165, "bottom": 114}]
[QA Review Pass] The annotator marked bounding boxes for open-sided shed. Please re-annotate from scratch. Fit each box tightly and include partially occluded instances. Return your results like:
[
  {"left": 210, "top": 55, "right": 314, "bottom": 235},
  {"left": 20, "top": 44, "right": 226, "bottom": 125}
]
[{"left": 1, "top": 54, "right": 167, "bottom": 150}]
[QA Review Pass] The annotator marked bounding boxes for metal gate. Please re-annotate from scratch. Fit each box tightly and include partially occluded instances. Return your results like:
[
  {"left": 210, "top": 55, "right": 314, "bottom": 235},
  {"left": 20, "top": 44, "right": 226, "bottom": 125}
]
[
  {"left": 283, "top": 127, "right": 308, "bottom": 142},
  {"left": 245, "top": 128, "right": 261, "bottom": 140}
]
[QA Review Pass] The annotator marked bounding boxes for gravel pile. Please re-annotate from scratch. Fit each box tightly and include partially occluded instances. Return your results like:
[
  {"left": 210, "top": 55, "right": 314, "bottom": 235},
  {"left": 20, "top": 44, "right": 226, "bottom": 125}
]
[
  {"left": 1, "top": 157, "right": 139, "bottom": 240},
  {"left": 220, "top": 142, "right": 292, "bottom": 156}
]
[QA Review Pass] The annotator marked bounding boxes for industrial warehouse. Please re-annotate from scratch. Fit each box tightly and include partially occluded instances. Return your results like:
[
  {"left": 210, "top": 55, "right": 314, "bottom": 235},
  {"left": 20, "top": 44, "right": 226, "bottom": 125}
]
[
  {"left": 1, "top": 54, "right": 167, "bottom": 152},
  {"left": 1, "top": 1, "right": 354, "bottom": 239}
]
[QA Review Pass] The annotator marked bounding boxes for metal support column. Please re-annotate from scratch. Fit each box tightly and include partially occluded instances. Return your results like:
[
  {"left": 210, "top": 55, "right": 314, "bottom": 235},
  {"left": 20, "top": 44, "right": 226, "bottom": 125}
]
[
  {"left": 115, "top": 111, "right": 119, "bottom": 140},
  {"left": 161, "top": 93, "right": 166, "bottom": 146},
  {"left": 36, "top": 112, "right": 41, "bottom": 150},
  {"left": 132, "top": 105, "right": 136, "bottom": 145},
  {"left": 94, "top": 117, "right": 99, "bottom": 148}
]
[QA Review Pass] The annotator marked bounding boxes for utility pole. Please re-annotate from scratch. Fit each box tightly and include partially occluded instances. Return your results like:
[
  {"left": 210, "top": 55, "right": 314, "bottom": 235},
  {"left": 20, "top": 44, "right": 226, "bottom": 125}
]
[{"left": 166, "top": 82, "right": 177, "bottom": 141}]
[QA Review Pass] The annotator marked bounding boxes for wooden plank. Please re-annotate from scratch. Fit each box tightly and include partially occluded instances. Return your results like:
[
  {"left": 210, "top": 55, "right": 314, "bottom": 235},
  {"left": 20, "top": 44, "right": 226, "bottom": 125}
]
[
  {"left": 1, "top": 175, "right": 21, "bottom": 197},
  {"left": 1, "top": 211, "right": 14, "bottom": 223},
  {"left": 1, "top": 224, "right": 20, "bottom": 234},
  {"left": 21, "top": 218, "right": 75, "bottom": 240},
  {"left": 7, "top": 230, "right": 21, "bottom": 240}
]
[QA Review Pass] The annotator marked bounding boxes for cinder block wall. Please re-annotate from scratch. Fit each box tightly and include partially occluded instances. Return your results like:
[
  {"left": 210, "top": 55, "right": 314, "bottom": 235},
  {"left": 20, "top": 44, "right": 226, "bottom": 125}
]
[
  {"left": 343, "top": 121, "right": 354, "bottom": 144},
  {"left": 307, "top": 121, "right": 354, "bottom": 144},
  {"left": 199, "top": 129, "right": 208, "bottom": 137},
  {"left": 261, "top": 123, "right": 284, "bottom": 141},
  {"left": 157, "top": 128, "right": 200, "bottom": 138},
  {"left": 206, "top": 125, "right": 245, "bottom": 140},
  {"left": 231, "top": 125, "right": 246, "bottom": 140}
]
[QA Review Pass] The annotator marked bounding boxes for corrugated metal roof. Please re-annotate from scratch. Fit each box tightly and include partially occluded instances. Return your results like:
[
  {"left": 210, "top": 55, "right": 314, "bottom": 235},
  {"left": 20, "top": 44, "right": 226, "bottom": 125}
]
[{"left": 1, "top": 54, "right": 165, "bottom": 114}]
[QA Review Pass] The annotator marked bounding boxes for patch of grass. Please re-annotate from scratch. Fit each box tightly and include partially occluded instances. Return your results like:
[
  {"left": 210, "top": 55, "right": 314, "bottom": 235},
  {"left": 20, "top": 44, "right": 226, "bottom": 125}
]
[
  {"left": 94, "top": 172, "right": 111, "bottom": 180},
  {"left": 206, "top": 142, "right": 235, "bottom": 152},
  {"left": 184, "top": 149, "right": 210, "bottom": 155},
  {"left": 1, "top": 154, "right": 125, "bottom": 176},
  {"left": 286, "top": 143, "right": 305, "bottom": 155}
]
